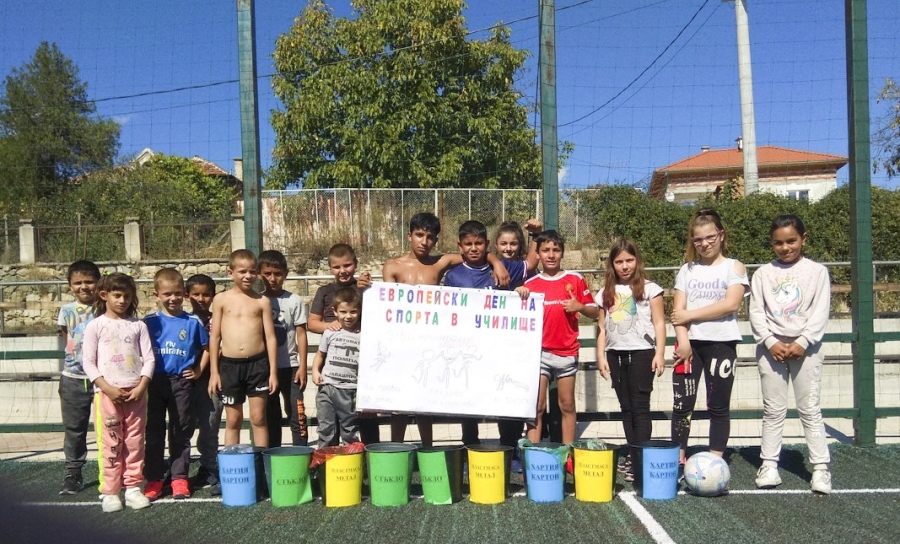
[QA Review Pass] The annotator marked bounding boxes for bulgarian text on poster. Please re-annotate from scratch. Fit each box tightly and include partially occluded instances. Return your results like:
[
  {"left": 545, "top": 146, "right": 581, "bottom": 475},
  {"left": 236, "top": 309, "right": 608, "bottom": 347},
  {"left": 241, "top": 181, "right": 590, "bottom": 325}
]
[{"left": 357, "top": 282, "right": 544, "bottom": 419}]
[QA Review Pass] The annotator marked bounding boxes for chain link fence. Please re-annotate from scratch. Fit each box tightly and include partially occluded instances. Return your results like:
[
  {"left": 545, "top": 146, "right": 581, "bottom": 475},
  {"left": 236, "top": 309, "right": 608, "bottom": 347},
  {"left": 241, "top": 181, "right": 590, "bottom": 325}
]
[
  {"left": 5, "top": 189, "right": 604, "bottom": 264},
  {"left": 261, "top": 188, "right": 602, "bottom": 260}
]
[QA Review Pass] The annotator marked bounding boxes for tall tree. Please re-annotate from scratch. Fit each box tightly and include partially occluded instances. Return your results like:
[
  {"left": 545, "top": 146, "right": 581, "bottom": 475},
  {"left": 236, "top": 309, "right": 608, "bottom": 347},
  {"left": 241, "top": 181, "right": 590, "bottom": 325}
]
[
  {"left": 269, "top": 0, "right": 549, "bottom": 189},
  {"left": 873, "top": 77, "right": 900, "bottom": 178},
  {"left": 0, "top": 42, "right": 119, "bottom": 203}
]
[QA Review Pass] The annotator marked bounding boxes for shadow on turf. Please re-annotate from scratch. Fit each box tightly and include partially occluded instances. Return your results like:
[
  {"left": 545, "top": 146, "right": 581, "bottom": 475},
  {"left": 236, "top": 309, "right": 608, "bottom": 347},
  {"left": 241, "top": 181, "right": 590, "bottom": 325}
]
[
  {"left": 1, "top": 472, "right": 154, "bottom": 544},
  {"left": 736, "top": 446, "right": 812, "bottom": 482}
]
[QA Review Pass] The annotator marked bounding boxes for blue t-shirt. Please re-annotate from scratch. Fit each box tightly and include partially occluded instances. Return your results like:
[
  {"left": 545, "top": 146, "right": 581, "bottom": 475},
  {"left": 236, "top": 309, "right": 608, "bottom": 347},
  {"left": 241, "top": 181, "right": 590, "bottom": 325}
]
[
  {"left": 444, "top": 259, "right": 527, "bottom": 290},
  {"left": 144, "top": 311, "right": 209, "bottom": 375}
]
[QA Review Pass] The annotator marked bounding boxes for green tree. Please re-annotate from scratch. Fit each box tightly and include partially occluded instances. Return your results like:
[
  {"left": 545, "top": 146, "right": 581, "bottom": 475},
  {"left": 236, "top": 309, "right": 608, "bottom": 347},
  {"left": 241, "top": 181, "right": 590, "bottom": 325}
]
[
  {"left": 0, "top": 42, "right": 119, "bottom": 207},
  {"left": 62, "top": 154, "right": 237, "bottom": 224},
  {"left": 873, "top": 77, "right": 900, "bottom": 178},
  {"left": 269, "top": 0, "right": 551, "bottom": 189},
  {"left": 577, "top": 185, "right": 692, "bottom": 268}
]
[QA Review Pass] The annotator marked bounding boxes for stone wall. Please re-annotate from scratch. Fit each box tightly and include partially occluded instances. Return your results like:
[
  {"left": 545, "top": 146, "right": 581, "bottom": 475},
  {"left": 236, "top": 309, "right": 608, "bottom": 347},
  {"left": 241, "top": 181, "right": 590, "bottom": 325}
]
[{"left": 0, "top": 257, "right": 395, "bottom": 333}]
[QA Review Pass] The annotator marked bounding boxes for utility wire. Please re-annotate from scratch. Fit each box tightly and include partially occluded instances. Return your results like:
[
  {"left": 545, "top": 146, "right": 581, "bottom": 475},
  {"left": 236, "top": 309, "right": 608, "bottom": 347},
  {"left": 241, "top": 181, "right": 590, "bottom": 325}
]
[
  {"left": 86, "top": 1, "right": 598, "bottom": 106},
  {"left": 559, "top": 0, "right": 712, "bottom": 128}
]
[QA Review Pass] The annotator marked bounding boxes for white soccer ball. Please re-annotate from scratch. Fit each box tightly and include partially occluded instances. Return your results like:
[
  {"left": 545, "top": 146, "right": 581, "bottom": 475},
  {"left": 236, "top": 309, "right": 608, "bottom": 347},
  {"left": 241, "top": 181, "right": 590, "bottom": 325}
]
[{"left": 683, "top": 452, "right": 731, "bottom": 497}]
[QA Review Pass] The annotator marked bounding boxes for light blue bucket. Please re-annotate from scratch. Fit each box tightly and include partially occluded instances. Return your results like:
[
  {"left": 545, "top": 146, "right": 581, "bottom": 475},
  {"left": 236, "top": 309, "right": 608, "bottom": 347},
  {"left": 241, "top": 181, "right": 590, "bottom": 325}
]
[
  {"left": 637, "top": 440, "right": 680, "bottom": 500},
  {"left": 520, "top": 440, "right": 568, "bottom": 503},
  {"left": 218, "top": 449, "right": 257, "bottom": 506}
]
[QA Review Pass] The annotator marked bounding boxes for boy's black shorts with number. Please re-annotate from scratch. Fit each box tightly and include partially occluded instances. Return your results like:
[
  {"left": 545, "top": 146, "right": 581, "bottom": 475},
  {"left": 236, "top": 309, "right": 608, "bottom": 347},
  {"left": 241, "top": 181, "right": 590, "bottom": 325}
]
[{"left": 219, "top": 352, "right": 269, "bottom": 405}]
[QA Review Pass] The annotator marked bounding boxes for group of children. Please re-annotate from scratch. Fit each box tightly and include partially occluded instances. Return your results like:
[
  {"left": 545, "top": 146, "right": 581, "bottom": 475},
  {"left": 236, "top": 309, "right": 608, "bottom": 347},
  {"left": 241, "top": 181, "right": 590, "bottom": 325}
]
[
  {"left": 57, "top": 208, "right": 833, "bottom": 512},
  {"left": 595, "top": 209, "right": 831, "bottom": 494},
  {"left": 56, "top": 245, "right": 366, "bottom": 512}
]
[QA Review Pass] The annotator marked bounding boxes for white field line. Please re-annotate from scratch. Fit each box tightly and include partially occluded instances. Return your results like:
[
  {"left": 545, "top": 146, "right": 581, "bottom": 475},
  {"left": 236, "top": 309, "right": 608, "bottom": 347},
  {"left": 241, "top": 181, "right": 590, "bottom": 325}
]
[
  {"left": 620, "top": 492, "right": 676, "bottom": 544},
  {"left": 22, "top": 486, "right": 900, "bottom": 507}
]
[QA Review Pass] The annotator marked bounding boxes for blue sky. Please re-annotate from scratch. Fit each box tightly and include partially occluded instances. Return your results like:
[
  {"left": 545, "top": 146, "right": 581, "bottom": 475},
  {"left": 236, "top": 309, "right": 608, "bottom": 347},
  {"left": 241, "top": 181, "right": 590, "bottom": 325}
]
[{"left": 2, "top": 0, "right": 898, "bottom": 188}]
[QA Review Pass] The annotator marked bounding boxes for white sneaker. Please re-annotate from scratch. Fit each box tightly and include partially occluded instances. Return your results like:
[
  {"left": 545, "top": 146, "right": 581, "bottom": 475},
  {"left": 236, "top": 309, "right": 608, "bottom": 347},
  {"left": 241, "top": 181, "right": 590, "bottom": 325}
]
[
  {"left": 101, "top": 493, "right": 123, "bottom": 513},
  {"left": 125, "top": 487, "right": 151, "bottom": 510},
  {"left": 755, "top": 465, "right": 782, "bottom": 489},
  {"left": 811, "top": 468, "right": 832, "bottom": 494}
]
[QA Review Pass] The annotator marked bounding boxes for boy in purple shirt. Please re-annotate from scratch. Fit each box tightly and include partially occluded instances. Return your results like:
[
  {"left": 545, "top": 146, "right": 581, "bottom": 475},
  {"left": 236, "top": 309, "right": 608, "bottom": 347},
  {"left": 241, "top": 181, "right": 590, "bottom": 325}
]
[{"left": 443, "top": 220, "right": 540, "bottom": 447}]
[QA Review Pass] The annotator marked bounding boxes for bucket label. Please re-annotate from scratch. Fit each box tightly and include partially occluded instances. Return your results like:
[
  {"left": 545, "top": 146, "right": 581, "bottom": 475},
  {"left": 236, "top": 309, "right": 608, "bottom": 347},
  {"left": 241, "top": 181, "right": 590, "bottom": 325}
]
[
  {"left": 333, "top": 466, "right": 362, "bottom": 481},
  {"left": 576, "top": 461, "right": 610, "bottom": 478},
  {"left": 222, "top": 466, "right": 250, "bottom": 474},
  {"left": 373, "top": 475, "right": 406, "bottom": 483},
  {"left": 275, "top": 476, "right": 307, "bottom": 486},
  {"left": 648, "top": 461, "right": 678, "bottom": 479},
  {"left": 470, "top": 463, "right": 501, "bottom": 479},
  {"left": 528, "top": 471, "right": 561, "bottom": 481},
  {"left": 421, "top": 475, "right": 444, "bottom": 483},
  {"left": 222, "top": 475, "right": 251, "bottom": 484}
]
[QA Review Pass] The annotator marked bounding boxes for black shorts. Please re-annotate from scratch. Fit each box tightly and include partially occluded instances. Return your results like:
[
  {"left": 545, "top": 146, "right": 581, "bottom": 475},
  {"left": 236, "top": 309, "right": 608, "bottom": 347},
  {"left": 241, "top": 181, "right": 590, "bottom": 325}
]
[{"left": 219, "top": 352, "right": 269, "bottom": 406}]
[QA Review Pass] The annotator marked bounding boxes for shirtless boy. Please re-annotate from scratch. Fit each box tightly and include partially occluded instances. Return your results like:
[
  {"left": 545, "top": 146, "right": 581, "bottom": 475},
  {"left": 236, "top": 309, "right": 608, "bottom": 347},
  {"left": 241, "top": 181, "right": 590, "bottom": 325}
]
[
  {"left": 208, "top": 249, "right": 279, "bottom": 447},
  {"left": 382, "top": 212, "right": 509, "bottom": 446}
]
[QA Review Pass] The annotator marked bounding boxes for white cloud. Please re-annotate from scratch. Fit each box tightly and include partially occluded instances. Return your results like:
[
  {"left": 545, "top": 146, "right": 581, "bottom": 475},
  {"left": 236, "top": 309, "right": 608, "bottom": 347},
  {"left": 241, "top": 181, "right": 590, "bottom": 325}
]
[{"left": 112, "top": 115, "right": 132, "bottom": 125}]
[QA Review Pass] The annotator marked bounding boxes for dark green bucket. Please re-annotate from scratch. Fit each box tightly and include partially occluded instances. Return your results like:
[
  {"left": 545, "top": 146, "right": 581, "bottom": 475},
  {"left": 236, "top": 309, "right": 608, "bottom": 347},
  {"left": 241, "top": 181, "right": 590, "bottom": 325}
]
[
  {"left": 365, "top": 442, "right": 417, "bottom": 506},
  {"left": 416, "top": 445, "right": 465, "bottom": 505},
  {"left": 262, "top": 446, "right": 314, "bottom": 507}
]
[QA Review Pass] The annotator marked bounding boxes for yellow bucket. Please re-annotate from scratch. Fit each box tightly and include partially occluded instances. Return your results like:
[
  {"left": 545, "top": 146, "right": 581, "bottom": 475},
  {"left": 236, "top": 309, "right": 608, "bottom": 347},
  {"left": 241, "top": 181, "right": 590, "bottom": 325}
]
[
  {"left": 466, "top": 445, "right": 511, "bottom": 504},
  {"left": 318, "top": 450, "right": 364, "bottom": 507},
  {"left": 572, "top": 444, "right": 616, "bottom": 502}
]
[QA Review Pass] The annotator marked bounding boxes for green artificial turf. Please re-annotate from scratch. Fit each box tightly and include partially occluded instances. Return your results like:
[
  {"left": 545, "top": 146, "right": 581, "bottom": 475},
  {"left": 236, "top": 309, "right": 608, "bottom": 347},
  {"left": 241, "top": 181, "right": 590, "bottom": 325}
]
[{"left": 2, "top": 444, "right": 899, "bottom": 544}]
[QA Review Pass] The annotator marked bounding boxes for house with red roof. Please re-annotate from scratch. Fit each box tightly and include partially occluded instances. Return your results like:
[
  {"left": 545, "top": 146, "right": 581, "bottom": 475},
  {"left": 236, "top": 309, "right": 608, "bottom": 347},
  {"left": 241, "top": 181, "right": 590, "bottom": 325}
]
[{"left": 648, "top": 142, "right": 847, "bottom": 204}]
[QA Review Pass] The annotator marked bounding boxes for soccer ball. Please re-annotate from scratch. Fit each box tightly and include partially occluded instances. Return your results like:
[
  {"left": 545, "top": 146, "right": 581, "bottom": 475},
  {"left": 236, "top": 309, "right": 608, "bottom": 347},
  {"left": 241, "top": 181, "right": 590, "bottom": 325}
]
[{"left": 683, "top": 452, "right": 730, "bottom": 497}]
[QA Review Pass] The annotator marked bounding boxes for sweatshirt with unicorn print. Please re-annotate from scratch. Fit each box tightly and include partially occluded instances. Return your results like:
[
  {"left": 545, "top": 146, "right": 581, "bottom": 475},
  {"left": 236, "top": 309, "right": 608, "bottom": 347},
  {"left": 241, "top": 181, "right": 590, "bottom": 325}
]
[{"left": 749, "top": 256, "right": 831, "bottom": 351}]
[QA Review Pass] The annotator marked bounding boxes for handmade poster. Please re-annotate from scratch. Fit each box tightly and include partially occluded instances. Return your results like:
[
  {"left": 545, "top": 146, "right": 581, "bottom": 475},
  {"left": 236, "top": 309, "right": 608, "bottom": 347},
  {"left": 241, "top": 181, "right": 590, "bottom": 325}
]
[{"left": 357, "top": 282, "right": 544, "bottom": 419}]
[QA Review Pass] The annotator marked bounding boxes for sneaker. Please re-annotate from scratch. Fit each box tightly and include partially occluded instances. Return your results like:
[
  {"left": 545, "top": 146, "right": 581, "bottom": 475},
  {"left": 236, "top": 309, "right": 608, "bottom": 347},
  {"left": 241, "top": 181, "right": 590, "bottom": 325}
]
[
  {"left": 101, "top": 493, "right": 123, "bottom": 513},
  {"left": 59, "top": 473, "right": 83, "bottom": 495},
  {"left": 209, "top": 482, "right": 222, "bottom": 496},
  {"left": 623, "top": 470, "right": 635, "bottom": 483},
  {"left": 755, "top": 465, "right": 783, "bottom": 489},
  {"left": 510, "top": 458, "right": 524, "bottom": 474},
  {"left": 811, "top": 468, "right": 832, "bottom": 494},
  {"left": 192, "top": 467, "right": 212, "bottom": 489},
  {"left": 617, "top": 456, "right": 632, "bottom": 475},
  {"left": 171, "top": 478, "right": 190, "bottom": 500},
  {"left": 144, "top": 480, "right": 164, "bottom": 501},
  {"left": 125, "top": 487, "right": 151, "bottom": 510}
]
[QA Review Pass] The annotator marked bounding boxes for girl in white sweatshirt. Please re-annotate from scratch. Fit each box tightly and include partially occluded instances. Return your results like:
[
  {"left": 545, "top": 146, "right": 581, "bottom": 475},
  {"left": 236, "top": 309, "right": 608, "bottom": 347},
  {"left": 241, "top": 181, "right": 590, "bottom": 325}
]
[{"left": 749, "top": 214, "right": 832, "bottom": 494}]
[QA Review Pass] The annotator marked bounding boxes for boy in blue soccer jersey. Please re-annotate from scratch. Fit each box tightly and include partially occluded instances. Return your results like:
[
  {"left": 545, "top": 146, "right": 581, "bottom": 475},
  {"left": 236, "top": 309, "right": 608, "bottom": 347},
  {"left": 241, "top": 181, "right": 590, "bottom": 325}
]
[
  {"left": 443, "top": 219, "right": 540, "bottom": 448},
  {"left": 57, "top": 260, "right": 101, "bottom": 495},
  {"left": 142, "top": 268, "right": 209, "bottom": 500}
]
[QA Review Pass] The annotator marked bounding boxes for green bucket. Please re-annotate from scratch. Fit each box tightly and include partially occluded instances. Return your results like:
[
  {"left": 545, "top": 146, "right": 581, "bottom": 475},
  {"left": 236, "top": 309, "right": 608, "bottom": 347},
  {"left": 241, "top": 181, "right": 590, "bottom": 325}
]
[
  {"left": 365, "top": 442, "right": 417, "bottom": 507},
  {"left": 262, "top": 446, "right": 314, "bottom": 507},
  {"left": 416, "top": 445, "right": 465, "bottom": 505}
]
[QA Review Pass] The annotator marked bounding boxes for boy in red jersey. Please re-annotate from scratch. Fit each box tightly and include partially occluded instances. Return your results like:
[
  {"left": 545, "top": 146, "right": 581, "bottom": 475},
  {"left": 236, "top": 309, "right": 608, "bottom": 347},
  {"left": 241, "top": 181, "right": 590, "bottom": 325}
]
[{"left": 523, "top": 230, "right": 599, "bottom": 444}]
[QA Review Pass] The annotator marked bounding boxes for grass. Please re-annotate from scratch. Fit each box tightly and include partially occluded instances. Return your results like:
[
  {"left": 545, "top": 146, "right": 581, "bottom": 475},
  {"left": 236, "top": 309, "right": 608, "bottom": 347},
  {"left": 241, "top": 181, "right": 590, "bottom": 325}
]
[{"left": 2, "top": 444, "right": 899, "bottom": 544}]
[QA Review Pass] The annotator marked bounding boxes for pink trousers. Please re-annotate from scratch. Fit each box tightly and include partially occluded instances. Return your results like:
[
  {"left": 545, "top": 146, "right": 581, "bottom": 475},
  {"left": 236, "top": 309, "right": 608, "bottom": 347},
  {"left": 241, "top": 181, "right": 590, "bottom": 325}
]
[{"left": 95, "top": 390, "right": 147, "bottom": 495}]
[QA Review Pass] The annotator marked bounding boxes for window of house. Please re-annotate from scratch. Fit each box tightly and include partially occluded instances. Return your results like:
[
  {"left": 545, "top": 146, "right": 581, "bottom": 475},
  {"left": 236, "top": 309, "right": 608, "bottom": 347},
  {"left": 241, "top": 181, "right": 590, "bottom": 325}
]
[{"left": 787, "top": 190, "right": 809, "bottom": 201}]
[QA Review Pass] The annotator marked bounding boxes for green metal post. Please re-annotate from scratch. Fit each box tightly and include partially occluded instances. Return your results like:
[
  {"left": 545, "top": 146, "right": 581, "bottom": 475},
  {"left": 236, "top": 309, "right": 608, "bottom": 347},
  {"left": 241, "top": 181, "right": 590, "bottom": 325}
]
[
  {"left": 539, "top": 0, "right": 559, "bottom": 230},
  {"left": 845, "top": 0, "right": 875, "bottom": 445},
  {"left": 237, "top": 0, "right": 263, "bottom": 255}
]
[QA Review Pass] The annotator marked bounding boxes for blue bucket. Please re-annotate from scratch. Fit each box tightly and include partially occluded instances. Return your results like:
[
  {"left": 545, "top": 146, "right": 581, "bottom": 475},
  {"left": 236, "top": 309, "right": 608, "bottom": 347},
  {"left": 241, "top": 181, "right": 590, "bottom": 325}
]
[
  {"left": 521, "top": 441, "right": 568, "bottom": 503},
  {"left": 636, "top": 440, "right": 680, "bottom": 500},
  {"left": 218, "top": 448, "right": 257, "bottom": 506}
]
